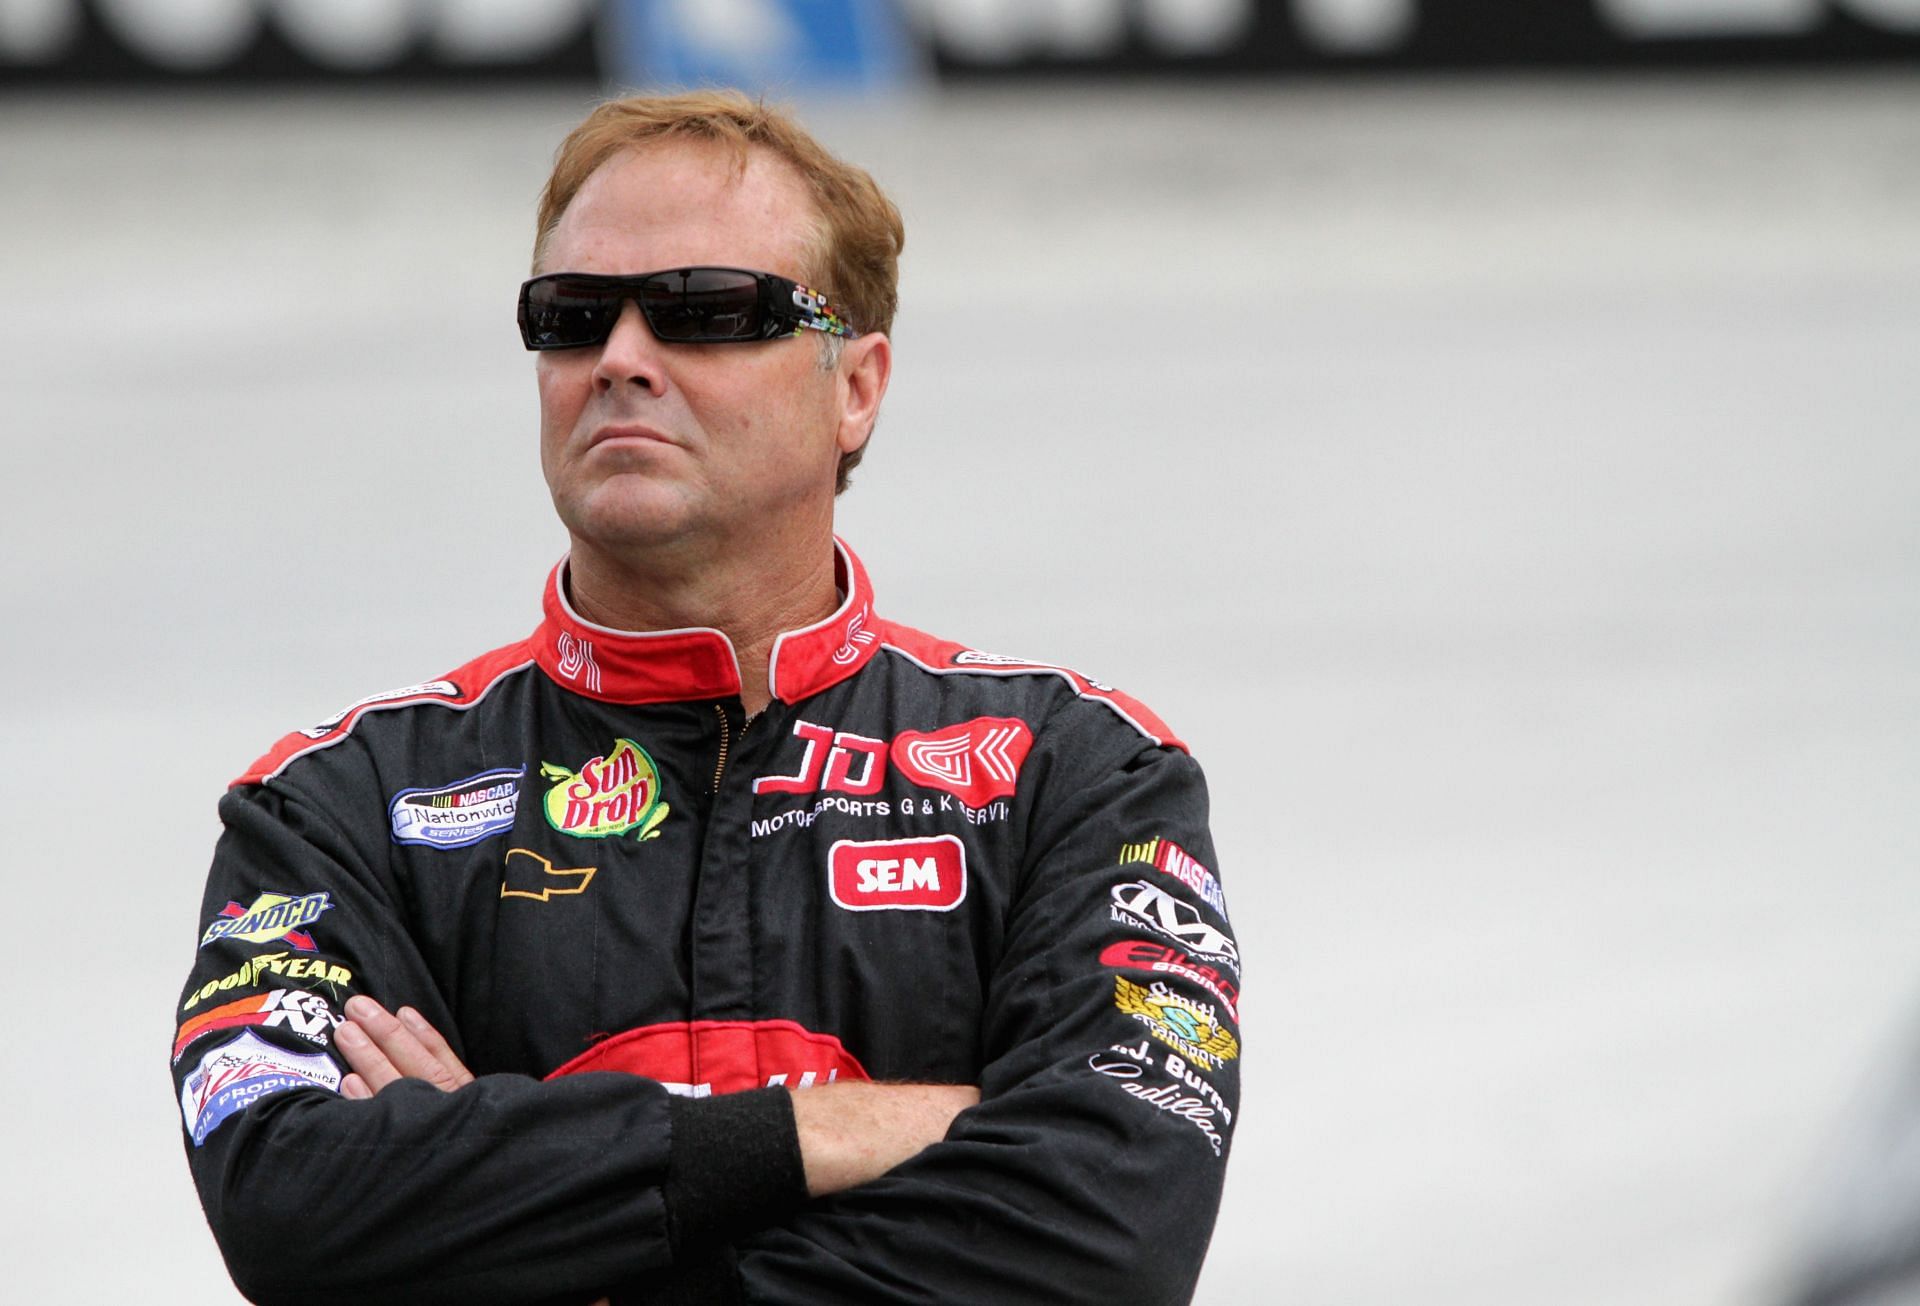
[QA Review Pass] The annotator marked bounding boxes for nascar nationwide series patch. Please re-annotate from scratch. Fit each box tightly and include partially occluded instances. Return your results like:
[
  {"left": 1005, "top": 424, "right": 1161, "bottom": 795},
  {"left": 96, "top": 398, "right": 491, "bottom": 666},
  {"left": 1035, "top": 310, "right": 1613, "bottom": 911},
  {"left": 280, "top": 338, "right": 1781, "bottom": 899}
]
[{"left": 389, "top": 767, "right": 522, "bottom": 849}]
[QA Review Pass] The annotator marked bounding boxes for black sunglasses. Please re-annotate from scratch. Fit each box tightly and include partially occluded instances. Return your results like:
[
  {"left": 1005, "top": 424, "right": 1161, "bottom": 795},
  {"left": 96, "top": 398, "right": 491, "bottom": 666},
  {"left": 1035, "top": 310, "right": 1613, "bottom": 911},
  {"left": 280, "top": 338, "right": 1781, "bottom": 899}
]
[{"left": 518, "top": 266, "right": 859, "bottom": 350}]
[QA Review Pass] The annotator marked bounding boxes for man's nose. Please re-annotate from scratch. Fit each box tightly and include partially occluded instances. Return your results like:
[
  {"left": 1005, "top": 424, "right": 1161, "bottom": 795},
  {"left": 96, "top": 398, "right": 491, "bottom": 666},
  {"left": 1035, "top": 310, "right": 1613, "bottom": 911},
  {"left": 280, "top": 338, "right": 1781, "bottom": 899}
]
[{"left": 592, "top": 300, "right": 666, "bottom": 396}]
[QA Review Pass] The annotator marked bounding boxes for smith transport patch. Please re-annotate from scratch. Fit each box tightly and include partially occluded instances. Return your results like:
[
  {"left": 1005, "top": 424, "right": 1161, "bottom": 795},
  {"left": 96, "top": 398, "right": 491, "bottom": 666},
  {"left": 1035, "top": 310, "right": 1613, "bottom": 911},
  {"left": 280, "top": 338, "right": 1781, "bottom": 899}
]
[
  {"left": 1113, "top": 977, "right": 1240, "bottom": 1072},
  {"left": 389, "top": 767, "right": 522, "bottom": 849}
]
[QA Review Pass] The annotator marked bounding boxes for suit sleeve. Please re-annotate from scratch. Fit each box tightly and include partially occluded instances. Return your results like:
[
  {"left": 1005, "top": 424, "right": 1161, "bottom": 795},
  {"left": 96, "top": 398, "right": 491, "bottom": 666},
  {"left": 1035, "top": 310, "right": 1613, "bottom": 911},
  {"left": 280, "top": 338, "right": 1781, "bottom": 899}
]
[
  {"left": 718, "top": 704, "right": 1242, "bottom": 1305},
  {"left": 171, "top": 767, "right": 806, "bottom": 1306}
]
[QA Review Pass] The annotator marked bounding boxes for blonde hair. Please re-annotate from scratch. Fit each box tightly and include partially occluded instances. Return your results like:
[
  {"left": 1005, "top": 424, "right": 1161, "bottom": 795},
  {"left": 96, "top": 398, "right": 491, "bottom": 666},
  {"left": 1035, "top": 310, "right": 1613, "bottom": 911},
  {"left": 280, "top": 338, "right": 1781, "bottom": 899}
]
[{"left": 534, "top": 91, "right": 904, "bottom": 493}]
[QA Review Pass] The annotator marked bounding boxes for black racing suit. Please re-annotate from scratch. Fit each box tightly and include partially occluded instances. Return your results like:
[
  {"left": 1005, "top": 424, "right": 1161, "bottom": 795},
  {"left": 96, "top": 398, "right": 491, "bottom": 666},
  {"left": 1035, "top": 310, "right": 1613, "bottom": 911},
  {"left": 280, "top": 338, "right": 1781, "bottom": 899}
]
[{"left": 171, "top": 540, "right": 1242, "bottom": 1305}]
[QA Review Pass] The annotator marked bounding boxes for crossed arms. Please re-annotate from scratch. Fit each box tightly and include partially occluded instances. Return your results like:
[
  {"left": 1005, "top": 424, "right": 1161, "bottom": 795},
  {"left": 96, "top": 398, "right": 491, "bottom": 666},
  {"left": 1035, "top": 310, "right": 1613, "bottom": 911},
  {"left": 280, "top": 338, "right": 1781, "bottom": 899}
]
[{"left": 336, "top": 994, "right": 977, "bottom": 1205}]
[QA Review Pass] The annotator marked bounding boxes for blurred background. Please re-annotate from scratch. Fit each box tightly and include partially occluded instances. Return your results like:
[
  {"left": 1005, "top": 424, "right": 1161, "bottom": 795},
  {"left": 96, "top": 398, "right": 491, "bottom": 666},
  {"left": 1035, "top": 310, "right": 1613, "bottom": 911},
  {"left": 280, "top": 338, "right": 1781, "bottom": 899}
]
[{"left": 4, "top": 2, "right": 1918, "bottom": 1303}]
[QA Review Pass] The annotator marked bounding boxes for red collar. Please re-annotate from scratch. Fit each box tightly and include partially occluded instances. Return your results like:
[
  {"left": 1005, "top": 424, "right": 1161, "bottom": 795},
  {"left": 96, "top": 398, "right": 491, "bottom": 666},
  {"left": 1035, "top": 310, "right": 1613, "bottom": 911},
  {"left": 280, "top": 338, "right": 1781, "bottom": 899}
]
[{"left": 532, "top": 538, "right": 883, "bottom": 706}]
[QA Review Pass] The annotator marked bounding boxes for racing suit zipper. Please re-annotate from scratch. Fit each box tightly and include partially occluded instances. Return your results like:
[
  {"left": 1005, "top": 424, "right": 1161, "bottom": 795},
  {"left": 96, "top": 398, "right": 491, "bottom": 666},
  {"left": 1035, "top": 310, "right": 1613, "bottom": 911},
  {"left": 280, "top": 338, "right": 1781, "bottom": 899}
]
[{"left": 711, "top": 703, "right": 755, "bottom": 792}]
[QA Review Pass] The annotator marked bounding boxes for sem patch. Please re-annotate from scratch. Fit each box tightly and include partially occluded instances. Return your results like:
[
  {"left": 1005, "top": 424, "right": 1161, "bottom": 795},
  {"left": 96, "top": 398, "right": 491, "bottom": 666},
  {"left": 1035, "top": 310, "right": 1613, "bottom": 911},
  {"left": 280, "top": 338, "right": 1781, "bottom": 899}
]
[
  {"left": 828, "top": 835, "right": 967, "bottom": 912},
  {"left": 389, "top": 767, "right": 522, "bottom": 849}
]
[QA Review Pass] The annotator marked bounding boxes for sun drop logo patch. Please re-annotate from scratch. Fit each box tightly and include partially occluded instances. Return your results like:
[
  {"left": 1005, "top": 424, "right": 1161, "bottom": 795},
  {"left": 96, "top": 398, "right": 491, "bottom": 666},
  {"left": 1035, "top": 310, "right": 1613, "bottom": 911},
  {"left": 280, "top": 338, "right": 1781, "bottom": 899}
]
[
  {"left": 539, "top": 738, "right": 670, "bottom": 841},
  {"left": 199, "top": 892, "right": 331, "bottom": 951}
]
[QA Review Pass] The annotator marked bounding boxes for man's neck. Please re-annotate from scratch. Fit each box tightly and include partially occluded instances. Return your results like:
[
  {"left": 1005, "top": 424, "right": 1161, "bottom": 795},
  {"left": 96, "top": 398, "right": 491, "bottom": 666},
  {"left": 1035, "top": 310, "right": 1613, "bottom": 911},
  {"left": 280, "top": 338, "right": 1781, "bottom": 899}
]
[{"left": 564, "top": 528, "right": 840, "bottom": 716}]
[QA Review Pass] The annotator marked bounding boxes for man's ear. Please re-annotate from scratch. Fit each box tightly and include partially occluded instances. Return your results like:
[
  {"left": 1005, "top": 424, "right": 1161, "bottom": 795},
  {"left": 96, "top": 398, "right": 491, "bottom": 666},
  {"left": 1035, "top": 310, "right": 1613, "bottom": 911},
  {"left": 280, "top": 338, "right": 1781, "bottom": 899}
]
[{"left": 836, "top": 332, "right": 891, "bottom": 456}]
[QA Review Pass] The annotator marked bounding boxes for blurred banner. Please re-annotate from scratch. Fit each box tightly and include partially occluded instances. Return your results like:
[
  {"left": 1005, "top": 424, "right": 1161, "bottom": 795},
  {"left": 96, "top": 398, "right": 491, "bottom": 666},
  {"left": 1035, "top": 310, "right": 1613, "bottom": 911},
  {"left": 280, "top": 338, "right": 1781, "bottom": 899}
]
[
  {"left": 602, "top": 0, "right": 924, "bottom": 94},
  {"left": 2, "top": 0, "right": 1918, "bottom": 84}
]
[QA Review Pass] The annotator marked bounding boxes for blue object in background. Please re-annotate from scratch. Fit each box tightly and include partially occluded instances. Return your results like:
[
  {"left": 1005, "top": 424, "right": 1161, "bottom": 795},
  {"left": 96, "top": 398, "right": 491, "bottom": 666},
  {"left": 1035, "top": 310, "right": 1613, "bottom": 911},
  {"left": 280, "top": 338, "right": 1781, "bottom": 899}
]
[{"left": 602, "top": 0, "right": 927, "bottom": 95}]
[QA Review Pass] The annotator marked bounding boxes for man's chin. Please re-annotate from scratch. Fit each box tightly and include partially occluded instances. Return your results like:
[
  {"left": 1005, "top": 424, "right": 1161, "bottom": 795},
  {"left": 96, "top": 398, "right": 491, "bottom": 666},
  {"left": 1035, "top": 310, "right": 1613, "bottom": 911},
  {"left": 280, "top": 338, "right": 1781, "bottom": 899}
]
[{"left": 557, "top": 484, "right": 712, "bottom": 557}]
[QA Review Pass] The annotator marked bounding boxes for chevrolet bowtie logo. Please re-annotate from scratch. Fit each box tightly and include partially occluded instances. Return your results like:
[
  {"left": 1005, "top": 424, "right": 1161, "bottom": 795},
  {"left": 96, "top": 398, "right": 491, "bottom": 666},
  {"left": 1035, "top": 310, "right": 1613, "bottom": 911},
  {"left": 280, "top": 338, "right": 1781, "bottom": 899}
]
[{"left": 500, "top": 848, "right": 597, "bottom": 902}]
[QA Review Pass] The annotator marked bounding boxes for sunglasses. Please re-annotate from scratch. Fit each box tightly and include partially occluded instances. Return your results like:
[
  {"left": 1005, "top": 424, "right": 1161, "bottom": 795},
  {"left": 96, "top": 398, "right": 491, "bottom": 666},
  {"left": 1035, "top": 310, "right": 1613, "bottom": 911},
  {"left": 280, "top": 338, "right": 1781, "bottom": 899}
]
[{"left": 518, "top": 266, "right": 859, "bottom": 350}]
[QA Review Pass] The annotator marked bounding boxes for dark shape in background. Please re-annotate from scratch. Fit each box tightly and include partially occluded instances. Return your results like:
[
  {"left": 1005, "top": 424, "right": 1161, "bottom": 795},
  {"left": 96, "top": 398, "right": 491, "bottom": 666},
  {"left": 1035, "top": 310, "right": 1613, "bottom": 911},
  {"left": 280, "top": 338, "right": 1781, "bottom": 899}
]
[
  {"left": 1779, "top": 1006, "right": 1920, "bottom": 1306},
  {"left": 3, "top": 0, "right": 1919, "bottom": 87}
]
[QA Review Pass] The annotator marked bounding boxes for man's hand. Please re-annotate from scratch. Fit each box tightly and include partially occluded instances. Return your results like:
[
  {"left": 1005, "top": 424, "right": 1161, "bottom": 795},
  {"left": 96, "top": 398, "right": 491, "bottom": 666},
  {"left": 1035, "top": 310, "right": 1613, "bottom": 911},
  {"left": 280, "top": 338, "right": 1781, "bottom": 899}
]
[
  {"left": 333, "top": 1001, "right": 966, "bottom": 1303},
  {"left": 336, "top": 996, "right": 475, "bottom": 1099},
  {"left": 787, "top": 1081, "right": 980, "bottom": 1198},
  {"left": 335, "top": 999, "right": 978, "bottom": 1198}
]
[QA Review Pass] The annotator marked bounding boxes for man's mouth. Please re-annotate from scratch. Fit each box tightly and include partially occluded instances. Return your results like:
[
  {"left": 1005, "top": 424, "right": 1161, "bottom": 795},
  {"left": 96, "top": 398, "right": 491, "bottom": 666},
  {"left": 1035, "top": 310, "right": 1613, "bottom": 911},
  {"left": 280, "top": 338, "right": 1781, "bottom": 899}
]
[{"left": 587, "top": 423, "right": 677, "bottom": 451}]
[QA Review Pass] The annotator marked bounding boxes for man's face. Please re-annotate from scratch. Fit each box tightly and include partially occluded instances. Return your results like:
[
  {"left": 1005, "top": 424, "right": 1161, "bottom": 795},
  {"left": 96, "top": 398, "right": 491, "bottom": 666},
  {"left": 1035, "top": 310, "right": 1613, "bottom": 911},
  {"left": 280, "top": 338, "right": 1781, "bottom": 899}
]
[{"left": 535, "top": 141, "right": 850, "bottom": 557}]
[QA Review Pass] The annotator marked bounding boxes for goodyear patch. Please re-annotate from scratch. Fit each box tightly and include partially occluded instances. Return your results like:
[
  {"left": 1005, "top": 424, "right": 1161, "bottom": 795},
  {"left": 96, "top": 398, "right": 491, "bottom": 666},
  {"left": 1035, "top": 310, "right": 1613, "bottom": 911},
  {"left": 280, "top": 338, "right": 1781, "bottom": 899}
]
[{"left": 183, "top": 950, "right": 353, "bottom": 1012}]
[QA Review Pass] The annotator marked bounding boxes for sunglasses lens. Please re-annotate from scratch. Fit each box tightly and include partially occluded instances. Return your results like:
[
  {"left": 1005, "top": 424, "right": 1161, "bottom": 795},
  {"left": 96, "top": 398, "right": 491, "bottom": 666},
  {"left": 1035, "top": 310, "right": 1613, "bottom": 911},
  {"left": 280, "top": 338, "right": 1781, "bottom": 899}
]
[
  {"left": 640, "top": 268, "right": 765, "bottom": 341},
  {"left": 522, "top": 276, "right": 621, "bottom": 349},
  {"left": 520, "top": 269, "right": 777, "bottom": 349}
]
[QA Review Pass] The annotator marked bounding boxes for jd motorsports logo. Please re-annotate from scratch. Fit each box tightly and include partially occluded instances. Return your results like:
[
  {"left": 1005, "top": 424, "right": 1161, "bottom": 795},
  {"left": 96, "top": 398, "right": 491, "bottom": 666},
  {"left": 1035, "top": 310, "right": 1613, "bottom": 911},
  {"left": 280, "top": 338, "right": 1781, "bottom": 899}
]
[{"left": 540, "top": 738, "right": 670, "bottom": 841}]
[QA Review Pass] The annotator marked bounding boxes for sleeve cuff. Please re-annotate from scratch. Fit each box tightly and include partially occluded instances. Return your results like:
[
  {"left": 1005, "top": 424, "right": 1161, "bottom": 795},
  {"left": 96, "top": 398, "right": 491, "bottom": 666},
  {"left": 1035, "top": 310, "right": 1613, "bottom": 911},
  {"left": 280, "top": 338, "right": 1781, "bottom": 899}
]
[{"left": 663, "top": 1086, "right": 806, "bottom": 1258}]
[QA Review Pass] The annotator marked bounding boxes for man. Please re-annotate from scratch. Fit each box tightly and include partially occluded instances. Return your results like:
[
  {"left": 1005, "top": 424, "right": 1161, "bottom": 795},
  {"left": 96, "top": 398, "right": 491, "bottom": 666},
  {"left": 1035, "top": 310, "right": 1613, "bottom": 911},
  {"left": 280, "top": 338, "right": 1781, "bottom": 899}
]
[{"left": 172, "top": 91, "right": 1240, "bottom": 1305}]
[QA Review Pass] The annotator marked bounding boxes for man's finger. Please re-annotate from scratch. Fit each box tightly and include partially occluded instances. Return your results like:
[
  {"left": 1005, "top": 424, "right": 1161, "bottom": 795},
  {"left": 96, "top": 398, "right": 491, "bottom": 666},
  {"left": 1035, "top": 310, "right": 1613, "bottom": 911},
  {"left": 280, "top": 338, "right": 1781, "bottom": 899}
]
[
  {"left": 342, "top": 997, "right": 467, "bottom": 1092},
  {"left": 336, "top": 1020, "right": 401, "bottom": 1094},
  {"left": 397, "top": 1006, "right": 475, "bottom": 1089}
]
